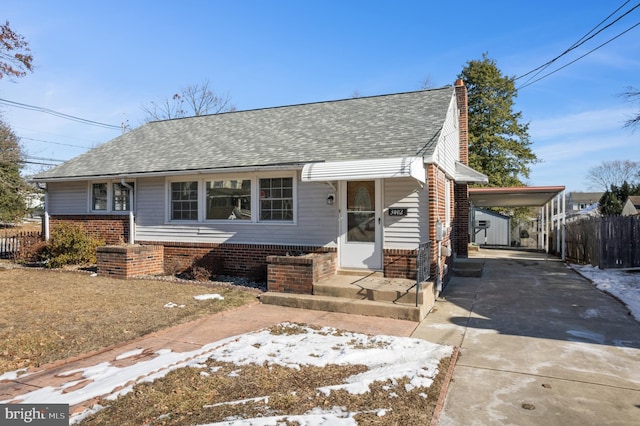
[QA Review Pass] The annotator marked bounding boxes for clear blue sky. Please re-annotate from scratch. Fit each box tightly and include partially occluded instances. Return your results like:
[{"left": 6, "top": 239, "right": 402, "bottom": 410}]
[{"left": 2, "top": 1, "right": 639, "bottom": 193}]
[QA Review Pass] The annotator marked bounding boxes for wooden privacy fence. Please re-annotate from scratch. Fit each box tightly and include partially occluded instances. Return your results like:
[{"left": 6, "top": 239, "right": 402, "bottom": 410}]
[
  {"left": 0, "top": 231, "right": 44, "bottom": 259},
  {"left": 565, "top": 216, "right": 640, "bottom": 269}
]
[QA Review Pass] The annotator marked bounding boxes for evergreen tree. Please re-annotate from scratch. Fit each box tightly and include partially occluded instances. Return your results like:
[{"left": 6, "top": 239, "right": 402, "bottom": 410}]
[
  {"left": 0, "top": 117, "right": 28, "bottom": 223},
  {"left": 459, "top": 54, "right": 538, "bottom": 187}
]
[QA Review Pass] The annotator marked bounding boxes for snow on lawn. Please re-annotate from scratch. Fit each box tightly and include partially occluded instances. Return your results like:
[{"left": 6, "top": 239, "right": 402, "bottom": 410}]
[
  {"left": 164, "top": 294, "right": 224, "bottom": 308},
  {"left": 1, "top": 323, "right": 453, "bottom": 425},
  {"left": 194, "top": 293, "right": 225, "bottom": 301},
  {"left": 571, "top": 264, "right": 640, "bottom": 321}
]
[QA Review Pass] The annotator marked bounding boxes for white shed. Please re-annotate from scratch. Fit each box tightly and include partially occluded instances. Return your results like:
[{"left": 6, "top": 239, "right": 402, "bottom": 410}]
[{"left": 471, "top": 208, "right": 511, "bottom": 246}]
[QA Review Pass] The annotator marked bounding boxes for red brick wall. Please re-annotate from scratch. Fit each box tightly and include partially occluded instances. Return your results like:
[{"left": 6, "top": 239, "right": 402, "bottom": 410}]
[
  {"left": 266, "top": 252, "right": 336, "bottom": 294},
  {"left": 454, "top": 79, "right": 471, "bottom": 258},
  {"left": 425, "top": 164, "right": 456, "bottom": 282},
  {"left": 384, "top": 248, "right": 417, "bottom": 279},
  {"left": 97, "top": 245, "right": 164, "bottom": 279},
  {"left": 49, "top": 215, "right": 129, "bottom": 245},
  {"left": 454, "top": 183, "right": 470, "bottom": 257},
  {"left": 138, "top": 241, "right": 336, "bottom": 281}
]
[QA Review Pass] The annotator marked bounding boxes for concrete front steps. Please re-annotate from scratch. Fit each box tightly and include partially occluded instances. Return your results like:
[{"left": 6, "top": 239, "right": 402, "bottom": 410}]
[
  {"left": 452, "top": 259, "right": 484, "bottom": 277},
  {"left": 259, "top": 271, "right": 436, "bottom": 322}
]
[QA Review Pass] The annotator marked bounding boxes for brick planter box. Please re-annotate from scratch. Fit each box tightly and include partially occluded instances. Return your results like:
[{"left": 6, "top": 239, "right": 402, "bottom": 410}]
[
  {"left": 97, "top": 245, "right": 164, "bottom": 279},
  {"left": 267, "top": 252, "right": 336, "bottom": 294}
]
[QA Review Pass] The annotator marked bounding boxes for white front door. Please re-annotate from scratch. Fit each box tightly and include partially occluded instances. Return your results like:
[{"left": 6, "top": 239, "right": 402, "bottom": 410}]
[{"left": 339, "top": 180, "right": 382, "bottom": 270}]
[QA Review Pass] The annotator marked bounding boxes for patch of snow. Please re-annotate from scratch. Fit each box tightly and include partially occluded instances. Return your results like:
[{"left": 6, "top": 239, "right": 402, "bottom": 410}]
[
  {"left": 572, "top": 264, "right": 640, "bottom": 321},
  {"left": 194, "top": 294, "right": 225, "bottom": 301},
  {"left": 115, "top": 348, "right": 145, "bottom": 360},
  {"left": 164, "top": 302, "right": 185, "bottom": 308},
  {"left": 1, "top": 324, "right": 452, "bottom": 425}
]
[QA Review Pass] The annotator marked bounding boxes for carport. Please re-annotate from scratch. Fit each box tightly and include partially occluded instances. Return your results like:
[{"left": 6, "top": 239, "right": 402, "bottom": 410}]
[{"left": 468, "top": 186, "right": 566, "bottom": 259}]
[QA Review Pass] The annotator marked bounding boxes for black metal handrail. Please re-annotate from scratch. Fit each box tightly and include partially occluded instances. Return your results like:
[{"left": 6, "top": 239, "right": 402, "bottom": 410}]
[{"left": 415, "top": 241, "right": 431, "bottom": 306}]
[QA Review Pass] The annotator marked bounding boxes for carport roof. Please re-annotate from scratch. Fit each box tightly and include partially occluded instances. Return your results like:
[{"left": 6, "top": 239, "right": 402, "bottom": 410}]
[{"left": 469, "top": 186, "right": 565, "bottom": 208}]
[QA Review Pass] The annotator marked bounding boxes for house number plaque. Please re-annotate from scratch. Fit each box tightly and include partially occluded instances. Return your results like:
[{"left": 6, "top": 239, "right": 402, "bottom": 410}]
[{"left": 388, "top": 208, "right": 408, "bottom": 216}]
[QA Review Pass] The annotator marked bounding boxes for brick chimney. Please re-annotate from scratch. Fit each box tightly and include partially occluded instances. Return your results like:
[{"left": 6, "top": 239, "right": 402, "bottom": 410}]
[
  {"left": 454, "top": 78, "right": 469, "bottom": 166},
  {"left": 453, "top": 79, "right": 470, "bottom": 258}
]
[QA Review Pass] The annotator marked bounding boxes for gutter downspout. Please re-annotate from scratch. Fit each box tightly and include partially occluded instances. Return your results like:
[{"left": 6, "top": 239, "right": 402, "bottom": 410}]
[
  {"left": 36, "top": 183, "right": 50, "bottom": 240},
  {"left": 120, "top": 179, "right": 135, "bottom": 244}
]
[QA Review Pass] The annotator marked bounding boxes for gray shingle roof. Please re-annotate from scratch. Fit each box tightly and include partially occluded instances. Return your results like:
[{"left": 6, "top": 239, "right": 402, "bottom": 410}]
[{"left": 34, "top": 86, "right": 455, "bottom": 180}]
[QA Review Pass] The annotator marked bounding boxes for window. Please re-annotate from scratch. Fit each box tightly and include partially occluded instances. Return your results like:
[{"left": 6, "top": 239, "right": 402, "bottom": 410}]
[
  {"left": 171, "top": 181, "right": 198, "bottom": 220},
  {"left": 92, "top": 183, "right": 107, "bottom": 210},
  {"left": 259, "top": 177, "right": 293, "bottom": 221},
  {"left": 206, "top": 179, "right": 251, "bottom": 220},
  {"left": 90, "top": 180, "right": 136, "bottom": 212},
  {"left": 113, "top": 182, "right": 134, "bottom": 211}
]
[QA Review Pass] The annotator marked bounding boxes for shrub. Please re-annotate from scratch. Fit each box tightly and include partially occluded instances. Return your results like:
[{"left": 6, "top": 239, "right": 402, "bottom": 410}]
[
  {"left": 190, "top": 266, "right": 211, "bottom": 282},
  {"left": 164, "top": 257, "right": 185, "bottom": 276},
  {"left": 16, "top": 239, "right": 47, "bottom": 264},
  {"left": 43, "top": 223, "right": 104, "bottom": 268}
]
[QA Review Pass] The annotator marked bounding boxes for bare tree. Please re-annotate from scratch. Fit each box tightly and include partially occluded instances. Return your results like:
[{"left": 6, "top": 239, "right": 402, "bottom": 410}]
[
  {"left": 621, "top": 86, "right": 640, "bottom": 129},
  {"left": 0, "top": 21, "right": 33, "bottom": 80},
  {"left": 420, "top": 74, "right": 433, "bottom": 90},
  {"left": 585, "top": 160, "right": 640, "bottom": 191},
  {"left": 142, "top": 80, "right": 235, "bottom": 122}
]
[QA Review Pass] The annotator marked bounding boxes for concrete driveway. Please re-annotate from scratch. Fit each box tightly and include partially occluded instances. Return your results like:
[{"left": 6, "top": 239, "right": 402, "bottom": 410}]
[{"left": 412, "top": 248, "right": 640, "bottom": 425}]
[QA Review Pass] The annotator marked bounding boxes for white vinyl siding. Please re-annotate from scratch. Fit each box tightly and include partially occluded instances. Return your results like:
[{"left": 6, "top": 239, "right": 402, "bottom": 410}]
[
  {"left": 383, "top": 177, "right": 428, "bottom": 249},
  {"left": 135, "top": 177, "right": 165, "bottom": 226},
  {"left": 432, "top": 96, "right": 460, "bottom": 178},
  {"left": 46, "top": 181, "right": 87, "bottom": 214},
  {"left": 135, "top": 172, "right": 337, "bottom": 246}
]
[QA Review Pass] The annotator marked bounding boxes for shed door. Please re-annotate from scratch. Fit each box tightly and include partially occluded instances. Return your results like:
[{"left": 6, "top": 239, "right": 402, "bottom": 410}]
[{"left": 339, "top": 180, "right": 382, "bottom": 269}]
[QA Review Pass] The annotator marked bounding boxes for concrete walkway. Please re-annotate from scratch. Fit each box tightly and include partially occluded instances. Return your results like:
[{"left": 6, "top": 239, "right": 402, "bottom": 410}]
[{"left": 412, "top": 248, "right": 640, "bottom": 425}]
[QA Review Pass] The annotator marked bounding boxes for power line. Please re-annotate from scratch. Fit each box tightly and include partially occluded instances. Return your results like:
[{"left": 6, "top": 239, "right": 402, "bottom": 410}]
[
  {"left": 0, "top": 98, "right": 121, "bottom": 130},
  {"left": 516, "top": 1, "right": 640, "bottom": 88},
  {"left": 518, "top": 20, "right": 640, "bottom": 90},
  {"left": 516, "top": 1, "right": 638, "bottom": 83},
  {"left": 24, "top": 155, "right": 65, "bottom": 162},
  {"left": 19, "top": 136, "right": 90, "bottom": 149}
]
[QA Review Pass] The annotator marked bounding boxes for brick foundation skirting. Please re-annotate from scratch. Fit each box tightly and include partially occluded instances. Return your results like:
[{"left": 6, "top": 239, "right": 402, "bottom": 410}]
[
  {"left": 49, "top": 215, "right": 130, "bottom": 245},
  {"left": 48, "top": 215, "right": 432, "bottom": 281},
  {"left": 137, "top": 241, "right": 336, "bottom": 281}
]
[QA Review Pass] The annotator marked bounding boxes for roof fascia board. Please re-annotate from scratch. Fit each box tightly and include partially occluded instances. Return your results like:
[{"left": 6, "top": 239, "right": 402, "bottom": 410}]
[{"left": 31, "top": 164, "right": 305, "bottom": 183}]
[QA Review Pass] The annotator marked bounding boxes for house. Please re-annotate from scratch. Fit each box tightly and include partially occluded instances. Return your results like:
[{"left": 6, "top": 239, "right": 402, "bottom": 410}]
[
  {"left": 32, "top": 80, "right": 487, "bottom": 289},
  {"left": 621, "top": 195, "right": 640, "bottom": 216},
  {"left": 566, "top": 192, "right": 602, "bottom": 219},
  {"left": 470, "top": 208, "right": 511, "bottom": 246}
]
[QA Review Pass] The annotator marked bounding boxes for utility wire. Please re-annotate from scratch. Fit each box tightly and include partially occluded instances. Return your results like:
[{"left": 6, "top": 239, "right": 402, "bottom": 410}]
[
  {"left": 516, "top": 1, "right": 638, "bottom": 83},
  {"left": 0, "top": 98, "right": 121, "bottom": 130},
  {"left": 518, "top": 20, "right": 640, "bottom": 90},
  {"left": 19, "top": 136, "right": 90, "bottom": 149},
  {"left": 24, "top": 155, "right": 65, "bottom": 162}
]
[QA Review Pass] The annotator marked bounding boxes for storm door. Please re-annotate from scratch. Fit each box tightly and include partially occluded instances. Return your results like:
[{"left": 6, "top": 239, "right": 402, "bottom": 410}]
[{"left": 339, "top": 180, "right": 382, "bottom": 269}]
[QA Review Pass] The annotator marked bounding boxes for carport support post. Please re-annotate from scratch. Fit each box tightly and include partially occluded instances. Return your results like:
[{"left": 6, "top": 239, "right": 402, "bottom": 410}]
[
  {"left": 542, "top": 203, "right": 548, "bottom": 253},
  {"left": 561, "top": 190, "right": 566, "bottom": 261}
]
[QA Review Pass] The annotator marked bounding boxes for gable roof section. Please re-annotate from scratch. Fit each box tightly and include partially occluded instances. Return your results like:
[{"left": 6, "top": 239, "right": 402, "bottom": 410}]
[{"left": 34, "top": 87, "right": 456, "bottom": 181}]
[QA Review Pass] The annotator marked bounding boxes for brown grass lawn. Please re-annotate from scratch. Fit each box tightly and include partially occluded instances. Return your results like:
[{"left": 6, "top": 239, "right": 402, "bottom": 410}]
[
  {"left": 78, "top": 323, "right": 451, "bottom": 426},
  {"left": 0, "top": 266, "right": 259, "bottom": 374},
  {"left": 0, "top": 224, "right": 452, "bottom": 426}
]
